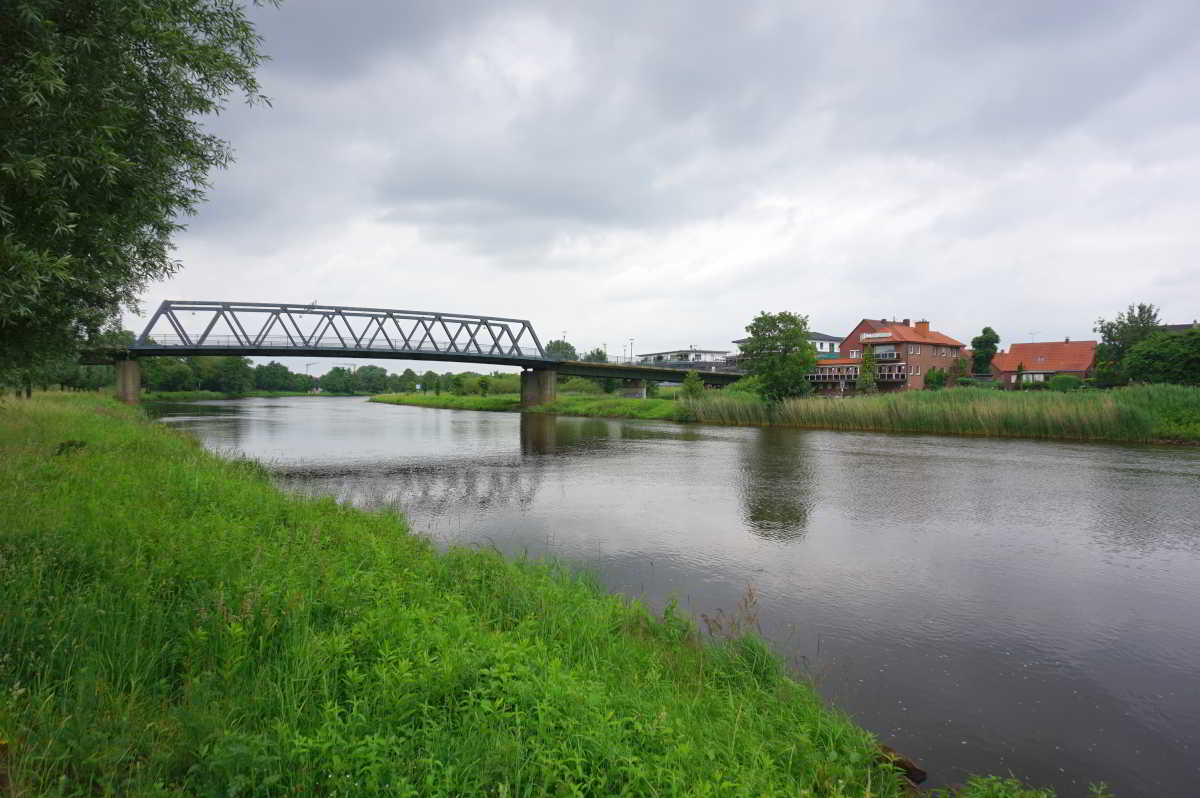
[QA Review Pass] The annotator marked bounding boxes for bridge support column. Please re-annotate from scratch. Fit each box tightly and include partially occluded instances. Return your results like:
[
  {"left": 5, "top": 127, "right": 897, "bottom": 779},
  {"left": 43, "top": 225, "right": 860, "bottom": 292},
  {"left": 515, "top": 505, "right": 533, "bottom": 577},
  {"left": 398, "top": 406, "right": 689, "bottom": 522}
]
[
  {"left": 115, "top": 359, "right": 141, "bottom": 405},
  {"left": 620, "top": 379, "right": 647, "bottom": 399},
  {"left": 521, "top": 368, "right": 557, "bottom": 408}
]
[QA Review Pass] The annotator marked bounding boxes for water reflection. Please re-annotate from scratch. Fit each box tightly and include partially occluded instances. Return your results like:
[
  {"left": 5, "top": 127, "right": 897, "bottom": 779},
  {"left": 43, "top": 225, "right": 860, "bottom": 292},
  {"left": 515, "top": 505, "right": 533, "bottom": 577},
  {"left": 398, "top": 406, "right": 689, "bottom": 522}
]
[{"left": 738, "top": 427, "right": 815, "bottom": 541}]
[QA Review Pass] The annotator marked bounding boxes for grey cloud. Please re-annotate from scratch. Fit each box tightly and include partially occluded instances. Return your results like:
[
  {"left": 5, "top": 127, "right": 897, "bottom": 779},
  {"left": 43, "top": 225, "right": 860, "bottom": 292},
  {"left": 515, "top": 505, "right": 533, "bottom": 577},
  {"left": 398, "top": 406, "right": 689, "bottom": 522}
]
[{"left": 155, "top": 0, "right": 1200, "bottom": 353}]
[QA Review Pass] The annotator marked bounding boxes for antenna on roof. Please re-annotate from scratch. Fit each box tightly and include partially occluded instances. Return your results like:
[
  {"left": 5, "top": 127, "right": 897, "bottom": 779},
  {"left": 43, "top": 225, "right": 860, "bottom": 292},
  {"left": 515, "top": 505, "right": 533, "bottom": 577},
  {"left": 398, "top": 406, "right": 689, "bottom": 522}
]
[{"left": 1028, "top": 330, "right": 1039, "bottom": 342}]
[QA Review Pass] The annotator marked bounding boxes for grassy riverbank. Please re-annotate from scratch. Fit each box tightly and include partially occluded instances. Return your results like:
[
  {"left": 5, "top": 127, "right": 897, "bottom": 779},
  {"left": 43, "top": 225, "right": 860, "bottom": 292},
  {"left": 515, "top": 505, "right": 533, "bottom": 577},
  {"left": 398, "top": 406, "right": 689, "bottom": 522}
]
[
  {"left": 0, "top": 394, "right": 1067, "bottom": 797},
  {"left": 372, "top": 392, "right": 684, "bottom": 420},
  {"left": 373, "top": 385, "right": 1200, "bottom": 444}
]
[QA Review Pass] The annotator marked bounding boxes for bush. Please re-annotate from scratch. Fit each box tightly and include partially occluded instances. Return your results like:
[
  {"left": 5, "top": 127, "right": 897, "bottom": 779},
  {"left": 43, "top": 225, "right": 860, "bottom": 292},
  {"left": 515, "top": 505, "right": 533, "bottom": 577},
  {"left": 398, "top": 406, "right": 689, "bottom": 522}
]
[
  {"left": 1047, "top": 374, "right": 1083, "bottom": 392},
  {"left": 723, "top": 375, "right": 764, "bottom": 398},
  {"left": 681, "top": 371, "right": 705, "bottom": 399},
  {"left": 1020, "top": 381, "right": 1049, "bottom": 391}
]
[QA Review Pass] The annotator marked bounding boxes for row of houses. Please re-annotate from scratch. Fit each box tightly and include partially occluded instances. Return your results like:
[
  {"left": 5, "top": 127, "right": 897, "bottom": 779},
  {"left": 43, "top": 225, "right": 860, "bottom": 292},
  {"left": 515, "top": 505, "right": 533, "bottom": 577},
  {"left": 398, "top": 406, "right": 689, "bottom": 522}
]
[{"left": 637, "top": 316, "right": 1195, "bottom": 393}]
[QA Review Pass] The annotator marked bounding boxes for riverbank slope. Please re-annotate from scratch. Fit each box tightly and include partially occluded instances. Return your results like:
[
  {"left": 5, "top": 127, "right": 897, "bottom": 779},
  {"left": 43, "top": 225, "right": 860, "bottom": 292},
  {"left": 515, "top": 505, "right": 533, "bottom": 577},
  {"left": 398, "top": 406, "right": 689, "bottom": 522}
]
[
  {"left": 0, "top": 394, "right": 1064, "bottom": 796},
  {"left": 372, "top": 385, "right": 1200, "bottom": 444}
]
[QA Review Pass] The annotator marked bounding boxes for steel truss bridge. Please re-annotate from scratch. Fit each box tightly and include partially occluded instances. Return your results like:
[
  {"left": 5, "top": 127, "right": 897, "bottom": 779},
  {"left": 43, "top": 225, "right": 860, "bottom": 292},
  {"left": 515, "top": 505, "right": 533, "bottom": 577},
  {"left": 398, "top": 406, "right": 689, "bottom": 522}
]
[{"left": 98, "top": 300, "right": 740, "bottom": 387}]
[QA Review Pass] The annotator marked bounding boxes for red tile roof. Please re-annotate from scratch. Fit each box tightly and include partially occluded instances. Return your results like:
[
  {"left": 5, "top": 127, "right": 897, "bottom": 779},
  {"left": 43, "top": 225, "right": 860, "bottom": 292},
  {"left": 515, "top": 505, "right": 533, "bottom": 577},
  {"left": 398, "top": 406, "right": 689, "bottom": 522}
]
[
  {"left": 991, "top": 341, "right": 1097, "bottom": 373},
  {"left": 855, "top": 320, "right": 965, "bottom": 347}
]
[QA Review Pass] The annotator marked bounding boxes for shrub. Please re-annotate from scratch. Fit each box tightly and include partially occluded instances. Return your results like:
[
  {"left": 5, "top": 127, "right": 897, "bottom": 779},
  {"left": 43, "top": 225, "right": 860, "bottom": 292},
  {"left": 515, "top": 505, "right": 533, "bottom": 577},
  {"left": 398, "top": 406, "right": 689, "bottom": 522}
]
[
  {"left": 681, "top": 370, "right": 705, "bottom": 399},
  {"left": 1047, "top": 374, "right": 1083, "bottom": 392}
]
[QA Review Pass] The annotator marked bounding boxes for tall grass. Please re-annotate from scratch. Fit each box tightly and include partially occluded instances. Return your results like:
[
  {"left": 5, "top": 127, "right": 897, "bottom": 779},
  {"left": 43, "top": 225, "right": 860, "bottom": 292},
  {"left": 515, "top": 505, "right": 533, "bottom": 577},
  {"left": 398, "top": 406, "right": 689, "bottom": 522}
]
[
  {"left": 685, "top": 385, "right": 1200, "bottom": 443},
  {"left": 2, "top": 394, "right": 932, "bottom": 797}
]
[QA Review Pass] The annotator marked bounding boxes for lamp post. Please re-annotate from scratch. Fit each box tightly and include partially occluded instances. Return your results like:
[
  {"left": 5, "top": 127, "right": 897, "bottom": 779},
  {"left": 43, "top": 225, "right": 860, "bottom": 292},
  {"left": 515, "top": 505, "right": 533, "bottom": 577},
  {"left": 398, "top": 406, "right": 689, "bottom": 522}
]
[{"left": 629, "top": 338, "right": 634, "bottom": 365}]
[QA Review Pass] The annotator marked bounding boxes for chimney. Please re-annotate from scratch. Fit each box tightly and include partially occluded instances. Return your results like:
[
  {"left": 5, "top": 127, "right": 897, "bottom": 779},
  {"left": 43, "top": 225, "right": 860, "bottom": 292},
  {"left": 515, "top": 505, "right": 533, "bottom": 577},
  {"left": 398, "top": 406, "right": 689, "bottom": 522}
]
[
  {"left": 1065, "top": 336, "right": 1070, "bottom": 343},
  {"left": 880, "top": 318, "right": 887, "bottom": 324},
  {"left": 902, "top": 318, "right": 911, "bottom": 327},
  {"left": 915, "top": 319, "right": 930, "bottom": 334}
]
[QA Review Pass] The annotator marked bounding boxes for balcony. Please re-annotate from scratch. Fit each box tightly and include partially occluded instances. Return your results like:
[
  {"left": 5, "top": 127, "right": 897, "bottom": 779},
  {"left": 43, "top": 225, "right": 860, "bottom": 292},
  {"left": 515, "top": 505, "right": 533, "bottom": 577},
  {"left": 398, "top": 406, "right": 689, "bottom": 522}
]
[{"left": 871, "top": 351, "right": 899, "bottom": 360}]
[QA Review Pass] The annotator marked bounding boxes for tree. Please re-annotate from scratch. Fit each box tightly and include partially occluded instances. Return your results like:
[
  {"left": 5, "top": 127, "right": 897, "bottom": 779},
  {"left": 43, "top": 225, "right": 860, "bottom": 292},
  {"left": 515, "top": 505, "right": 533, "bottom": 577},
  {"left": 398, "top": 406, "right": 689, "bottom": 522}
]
[
  {"left": 352, "top": 365, "right": 388, "bottom": 394},
  {"left": 1093, "top": 302, "right": 1162, "bottom": 385},
  {"left": 420, "top": 371, "right": 438, "bottom": 393},
  {"left": 971, "top": 327, "right": 1001, "bottom": 375},
  {"left": 856, "top": 347, "right": 878, "bottom": 393},
  {"left": 212, "top": 357, "right": 254, "bottom": 395},
  {"left": 0, "top": 1, "right": 277, "bottom": 375},
  {"left": 738, "top": 311, "right": 817, "bottom": 401},
  {"left": 544, "top": 339, "right": 578, "bottom": 360},
  {"left": 1014, "top": 362, "right": 1025, "bottom": 389},
  {"left": 319, "top": 367, "right": 355, "bottom": 395},
  {"left": 681, "top": 370, "right": 705, "bottom": 399},
  {"left": 924, "top": 367, "right": 946, "bottom": 390},
  {"left": 581, "top": 348, "right": 607, "bottom": 363},
  {"left": 478, "top": 376, "right": 491, "bottom": 396},
  {"left": 254, "top": 361, "right": 292, "bottom": 392},
  {"left": 1123, "top": 329, "right": 1200, "bottom": 386}
]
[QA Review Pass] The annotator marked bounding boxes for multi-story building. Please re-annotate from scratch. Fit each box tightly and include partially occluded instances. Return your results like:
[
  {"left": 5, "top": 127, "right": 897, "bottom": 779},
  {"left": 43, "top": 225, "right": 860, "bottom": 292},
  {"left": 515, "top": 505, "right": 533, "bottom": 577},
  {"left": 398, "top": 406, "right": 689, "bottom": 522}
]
[
  {"left": 807, "top": 318, "right": 966, "bottom": 393},
  {"left": 989, "top": 339, "right": 1097, "bottom": 386}
]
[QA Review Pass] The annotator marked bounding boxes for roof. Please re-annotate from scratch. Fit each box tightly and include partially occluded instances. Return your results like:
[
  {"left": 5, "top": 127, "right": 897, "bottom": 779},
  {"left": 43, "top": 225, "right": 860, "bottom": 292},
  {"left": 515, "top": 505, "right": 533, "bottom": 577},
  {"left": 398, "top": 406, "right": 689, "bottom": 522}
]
[
  {"left": 814, "top": 358, "right": 861, "bottom": 366},
  {"left": 853, "top": 319, "right": 965, "bottom": 347},
  {"left": 731, "top": 331, "right": 841, "bottom": 344},
  {"left": 991, "top": 340, "right": 1097, "bottom": 373},
  {"left": 1160, "top": 322, "right": 1199, "bottom": 333}
]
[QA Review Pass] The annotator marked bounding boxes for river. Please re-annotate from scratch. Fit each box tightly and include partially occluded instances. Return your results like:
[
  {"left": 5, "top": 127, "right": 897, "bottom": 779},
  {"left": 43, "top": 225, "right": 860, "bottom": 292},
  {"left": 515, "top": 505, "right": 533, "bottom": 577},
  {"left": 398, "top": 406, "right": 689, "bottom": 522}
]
[{"left": 151, "top": 396, "right": 1200, "bottom": 796}]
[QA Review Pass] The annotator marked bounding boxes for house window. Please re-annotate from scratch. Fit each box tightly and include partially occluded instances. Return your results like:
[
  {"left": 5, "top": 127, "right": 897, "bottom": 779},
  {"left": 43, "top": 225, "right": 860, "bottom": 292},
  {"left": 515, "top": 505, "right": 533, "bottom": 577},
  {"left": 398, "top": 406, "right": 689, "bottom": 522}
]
[
  {"left": 910, "top": 364, "right": 921, "bottom": 375},
  {"left": 908, "top": 344, "right": 921, "bottom": 355},
  {"left": 850, "top": 350, "right": 860, "bottom": 359}
]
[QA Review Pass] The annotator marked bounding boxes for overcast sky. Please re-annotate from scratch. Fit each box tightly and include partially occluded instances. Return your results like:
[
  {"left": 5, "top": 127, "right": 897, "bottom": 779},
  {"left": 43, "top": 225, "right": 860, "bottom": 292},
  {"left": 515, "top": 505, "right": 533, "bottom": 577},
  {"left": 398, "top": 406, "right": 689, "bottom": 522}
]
[{"left": 130, "top": 0, "right": 1200, "bottom": 374}]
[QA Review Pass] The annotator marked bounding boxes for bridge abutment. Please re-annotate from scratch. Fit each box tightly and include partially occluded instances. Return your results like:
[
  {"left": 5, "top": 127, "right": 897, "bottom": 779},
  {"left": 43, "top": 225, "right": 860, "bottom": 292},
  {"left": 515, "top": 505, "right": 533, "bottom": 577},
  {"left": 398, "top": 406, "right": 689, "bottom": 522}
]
[
  {"left": 521, "top": 368, "right": 557, "bottom": 408},
  {"left": 115, "top": 359, "right": 141, "bottom": 405}
]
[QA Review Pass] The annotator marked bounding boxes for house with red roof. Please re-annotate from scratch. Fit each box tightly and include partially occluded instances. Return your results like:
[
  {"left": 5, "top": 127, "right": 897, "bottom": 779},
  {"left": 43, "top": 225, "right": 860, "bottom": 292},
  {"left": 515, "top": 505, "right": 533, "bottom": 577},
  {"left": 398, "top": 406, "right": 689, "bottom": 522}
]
[
  {"left": 807, "top": 318, "right": 967, "bottom": 393},
  {"left": 988, "top": 339, "right": 1097, "bottom": 387}
]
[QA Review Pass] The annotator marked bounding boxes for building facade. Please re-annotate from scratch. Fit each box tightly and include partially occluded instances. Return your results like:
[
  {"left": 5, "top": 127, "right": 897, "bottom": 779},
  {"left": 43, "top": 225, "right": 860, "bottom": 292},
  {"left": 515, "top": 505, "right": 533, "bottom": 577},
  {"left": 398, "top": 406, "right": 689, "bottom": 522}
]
[
  {"left": 807, "top": 318, "right": 966, "bottom": 393},
  {"left": 637, "top": 347, "right": 731, "bottom": 371}
]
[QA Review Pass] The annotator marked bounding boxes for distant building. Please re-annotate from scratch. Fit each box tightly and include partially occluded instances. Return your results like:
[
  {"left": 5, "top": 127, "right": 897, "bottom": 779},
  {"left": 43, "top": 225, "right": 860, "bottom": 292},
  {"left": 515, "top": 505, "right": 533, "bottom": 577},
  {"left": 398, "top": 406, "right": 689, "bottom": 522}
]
[
  {"left": 807, "top": 318, "right": 967, "bottom": 393},
  {"left": 990, "top": 339, "right": 1097, "bottom": 387},
  {"left": 727, "top": 330, "right": 843, "bottom": 369},
  {"left": 637, "top": 347, "right": 731, "bottom": 371},
  {"left": 1159, "top": 320, "right": 1199, "bottom": 333}
]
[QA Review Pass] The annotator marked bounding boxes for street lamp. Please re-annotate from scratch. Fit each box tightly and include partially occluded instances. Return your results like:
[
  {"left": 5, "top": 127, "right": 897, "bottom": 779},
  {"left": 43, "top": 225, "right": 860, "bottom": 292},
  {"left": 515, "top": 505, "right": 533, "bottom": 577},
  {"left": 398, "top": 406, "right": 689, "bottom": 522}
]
[{"left": 628, "top": 338, "right": 634, "bottom": 364}]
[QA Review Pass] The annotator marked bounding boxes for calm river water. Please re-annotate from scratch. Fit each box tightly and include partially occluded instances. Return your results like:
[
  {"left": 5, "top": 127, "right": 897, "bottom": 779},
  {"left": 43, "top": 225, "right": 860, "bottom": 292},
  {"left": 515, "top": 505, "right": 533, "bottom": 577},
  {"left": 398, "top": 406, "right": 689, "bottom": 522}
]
[{"left": 152, "top": 396, "right": 1200, "bottom": 796}]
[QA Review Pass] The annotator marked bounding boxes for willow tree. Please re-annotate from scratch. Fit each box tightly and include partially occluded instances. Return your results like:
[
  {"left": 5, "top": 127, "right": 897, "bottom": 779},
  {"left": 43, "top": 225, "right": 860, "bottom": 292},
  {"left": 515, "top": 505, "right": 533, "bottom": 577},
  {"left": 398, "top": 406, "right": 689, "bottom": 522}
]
[{"left": 0, "top": 0, "right": 278, "bottom": 378}]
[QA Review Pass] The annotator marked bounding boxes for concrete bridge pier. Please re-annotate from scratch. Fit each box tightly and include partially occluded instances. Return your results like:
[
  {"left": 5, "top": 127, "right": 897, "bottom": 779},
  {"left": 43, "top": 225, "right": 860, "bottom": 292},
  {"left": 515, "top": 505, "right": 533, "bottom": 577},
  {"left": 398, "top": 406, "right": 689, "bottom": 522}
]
[
  {"left": 520, "top": 368, "right": 557, "bottom": 408},
  {"left": 115, "top": 359, "right": 141, "bottom": 404},
  {"left": 620, "top": 379, "right": 647, "bottom": 399}
]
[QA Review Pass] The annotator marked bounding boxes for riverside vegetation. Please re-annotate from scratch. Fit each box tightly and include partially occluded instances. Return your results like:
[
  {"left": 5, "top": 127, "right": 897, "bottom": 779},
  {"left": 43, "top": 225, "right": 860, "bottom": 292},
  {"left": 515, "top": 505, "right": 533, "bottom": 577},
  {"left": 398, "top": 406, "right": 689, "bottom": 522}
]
[
  {"left": 372, "top": 384, "right": 1200, "bottom": 444},
  {"left": 0, "top": 394, "right": 1074, "bottom": 797}
]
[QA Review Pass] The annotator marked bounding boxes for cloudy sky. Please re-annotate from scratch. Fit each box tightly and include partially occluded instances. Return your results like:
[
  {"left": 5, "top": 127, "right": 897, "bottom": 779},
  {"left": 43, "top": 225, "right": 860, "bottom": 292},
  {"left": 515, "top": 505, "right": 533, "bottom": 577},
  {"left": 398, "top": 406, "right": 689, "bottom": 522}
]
[{"left": 132, "top": 0, "right": 1200, "bottom": 373}]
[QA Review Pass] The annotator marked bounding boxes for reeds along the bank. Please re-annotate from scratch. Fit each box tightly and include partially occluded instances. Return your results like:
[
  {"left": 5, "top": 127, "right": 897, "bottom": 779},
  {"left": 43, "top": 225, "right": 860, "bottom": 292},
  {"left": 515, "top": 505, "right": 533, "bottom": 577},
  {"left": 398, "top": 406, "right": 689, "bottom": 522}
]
[{"left": 685, "top": 386, "right": 1200, "bottom": 442}]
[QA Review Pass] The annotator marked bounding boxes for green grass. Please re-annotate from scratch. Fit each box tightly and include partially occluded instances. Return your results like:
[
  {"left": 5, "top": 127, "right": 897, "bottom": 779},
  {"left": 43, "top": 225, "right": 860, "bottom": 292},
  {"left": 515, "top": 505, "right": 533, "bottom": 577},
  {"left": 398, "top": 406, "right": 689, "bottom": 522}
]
[
  {"left": 372, "top": 392, "right": 523, "bottom": 411},
  {"left": 0, "top": 395, "right": 1079, "bottom": 796},
  {"left": 371, "top": 393, "right": 683, "bottom": 420},
  {"left": 683, "top": 385, "right": 1200, "bottom": 443}
]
